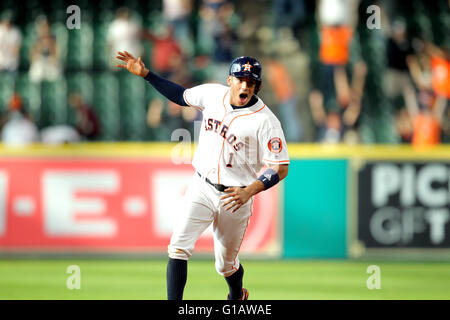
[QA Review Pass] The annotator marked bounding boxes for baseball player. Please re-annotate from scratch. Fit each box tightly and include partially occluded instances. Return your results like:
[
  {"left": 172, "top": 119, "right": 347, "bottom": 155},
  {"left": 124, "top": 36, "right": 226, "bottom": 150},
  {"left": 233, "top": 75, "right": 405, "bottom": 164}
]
[{"left": 116, "top": 51, "right": 290, "bottom": 300}]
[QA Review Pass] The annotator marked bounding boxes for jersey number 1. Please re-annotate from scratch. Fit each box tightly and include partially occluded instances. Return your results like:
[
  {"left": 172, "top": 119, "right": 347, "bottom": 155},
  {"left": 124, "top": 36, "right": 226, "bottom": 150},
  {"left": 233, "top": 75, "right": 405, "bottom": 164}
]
[{"left": 226, "top": 153, "right": 234, "bottom": 168}]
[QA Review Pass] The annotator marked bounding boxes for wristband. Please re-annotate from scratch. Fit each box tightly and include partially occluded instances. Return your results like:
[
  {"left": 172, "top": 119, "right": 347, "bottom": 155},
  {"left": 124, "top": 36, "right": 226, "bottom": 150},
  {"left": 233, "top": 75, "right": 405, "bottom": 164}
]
[{"left": 257, "top": 168, "right": 280, "bottom": 190}]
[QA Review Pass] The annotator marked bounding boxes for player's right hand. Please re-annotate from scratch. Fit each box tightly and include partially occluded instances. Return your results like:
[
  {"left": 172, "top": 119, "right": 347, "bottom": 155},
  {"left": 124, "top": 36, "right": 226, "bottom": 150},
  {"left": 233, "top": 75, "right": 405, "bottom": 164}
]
[
  {"left": 221, "top": 187, "right": 253, "bottom": 213},
  {"left": 116, "top": 51, "right": 149, "bottom": 77}
]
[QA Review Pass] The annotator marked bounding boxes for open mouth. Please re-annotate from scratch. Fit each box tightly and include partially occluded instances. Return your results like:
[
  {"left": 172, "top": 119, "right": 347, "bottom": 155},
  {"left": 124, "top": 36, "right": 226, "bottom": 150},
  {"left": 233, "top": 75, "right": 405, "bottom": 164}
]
[{"left": 238, "top": 93, "right": 248, "bottom": 104}]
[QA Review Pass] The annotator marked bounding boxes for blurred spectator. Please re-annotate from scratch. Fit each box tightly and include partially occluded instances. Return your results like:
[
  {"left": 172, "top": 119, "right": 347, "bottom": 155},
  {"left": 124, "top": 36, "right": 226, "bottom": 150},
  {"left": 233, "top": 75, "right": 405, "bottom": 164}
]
[
  {"left": 441, "top": 104, "right": 450, "bottom": 143},
  {"left": 29, "top": 15, "right": 62, "bottom": 83},
  {"left": 107, "top": 7, "right": 143, "bottom": 70},
  {"left": 342, "top": 60, "right": 367, "bottom": 143},
  {"left": 318, "top": 29, "right": 353, "bottom": 103},
  {"left": 309, "top": 94, "right": 342, "bottom": 143},
  {"left": 0, "top": 11, "right": 22, "bottom": 76},
  {"left": 68, "top": 91, "right": 100, "bottom": 140},
  {"left": 40, "top": 125, "right": 80, "bottom": 145},
  {"left": 0, "top": 93, "right": 33, "bottom": 129},
  {"left": 265, "top": 56, "right": 303, "bottom": 142},
  {"left": 309, "top": 90, "right": 362, "bottom": 144},
  {"left": 162, "top": 0, "right": 193, "bottom": 54},
  {"left": 394, "top": 107, "right": 414, "bottom": 143},
  {"left": 316, "top": 0, "right": 359, "bottom": 107},
  {"left": 383, "top": 18, "right": 420, "bottom": 115},
  {"left": 408, "top": 90, "right": 446, "bottom": 147},
  {"left": 146, "top": 98, "right": 165, "bottom": 140},
  {"left": 426, "top": 43, "right": 450, "bottom": 101},
  {"left": 405, "top": 42, "right": 449, "bottom": 146},
  {"left": 191, "top": 54, "right": 214, "bottom": 84},
  {"left": 38, "top": 91, "right": 99, "bottom": 145},
  {"left": 272, "top": 0, "right": 307, "bottom": 42},
  {"left": 318, "top": 0, "right": 359, "bottom": 27},
  {"left": 144, "top": 23, "right": 183, "bottom": 78},
  {"left": 146, "top": 64, "right": 198, "bottom": 141},
  {"left": 146, "top": 98, "right": 194, "bottom": 141},
  {"left": 198, "top": 0, "right": 240, "bottom": 83},
  {"left": 0, "top": 93, "right": 39, "bottom": 146},
  {"left": 309, "top": 59, "right": 366, "bottom": 144},
  {"left": 213, "top": 1, "right": 240, "bottom": 63},
  {"left": 311, "top": 0, "right": 369, "bottom": 144}
]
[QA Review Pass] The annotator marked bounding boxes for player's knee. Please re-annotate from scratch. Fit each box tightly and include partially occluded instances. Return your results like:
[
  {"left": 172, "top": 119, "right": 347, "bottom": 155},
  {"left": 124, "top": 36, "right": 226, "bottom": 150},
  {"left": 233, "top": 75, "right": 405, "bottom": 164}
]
[
  {"left": 215, "top": 262, "right": 236, "bottom": 277},
  {"left": 168, "top": 246, "right": 190, "bottom": 260}
]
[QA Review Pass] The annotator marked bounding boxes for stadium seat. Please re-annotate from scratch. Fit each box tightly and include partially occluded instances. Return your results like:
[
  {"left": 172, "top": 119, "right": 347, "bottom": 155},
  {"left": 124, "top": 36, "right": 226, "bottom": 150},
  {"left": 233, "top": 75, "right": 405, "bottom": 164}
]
[
  {"left": 375, "top": 111, "right": 398, "bottom": 144},
  {"left": 118, "top": 71, "right": 147, "bottom": 140},
  {"left": 67, "top": 72, "right": 94, "bottom": 102},
  {"left": 359, "top": 122, "right": 376, "bottom": 144},
  {"left": 67, "top": 19, "right": 94, "bottom": 70},
  {"left": 93, "top": 11, "right": 114, "bottom": 70},
  {"left": 97, "top": 0, "right": 115, "bottom": 10},
  {"left": 19, "top": 22, "right": 37, "bottom": 70},
  {"left": 93, "top": 72, "right": 120, "bottom": 140},
  {"left": 66, "top": 72, "right": 94, "bottom": 126},
  {"left": 0, "top": 73, "right": 15, "bottom": 112},
  {"left": 40, "top": 79, "right": 68, "bottom": 127},
  {"left": 433, "top": 1, "right": 450, "bottom": 47},
  {"left": 15, "top": 73, "right": 41, "bottom": 125},
  {"left": 51, "top": 22, "right": 69, "bottom": 68}
]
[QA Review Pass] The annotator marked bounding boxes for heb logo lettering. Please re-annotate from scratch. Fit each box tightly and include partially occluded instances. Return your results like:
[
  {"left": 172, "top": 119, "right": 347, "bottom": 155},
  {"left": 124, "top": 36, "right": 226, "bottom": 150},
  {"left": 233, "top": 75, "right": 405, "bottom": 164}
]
[
  {"left": 0, "top": 158, "right": 279, "bottom": 255},
  {"left": 43, "top": 171, "right": 119, "bottom": 237},
  {"left": 0, "top": 171, "right": 7, "bottom": 236}
]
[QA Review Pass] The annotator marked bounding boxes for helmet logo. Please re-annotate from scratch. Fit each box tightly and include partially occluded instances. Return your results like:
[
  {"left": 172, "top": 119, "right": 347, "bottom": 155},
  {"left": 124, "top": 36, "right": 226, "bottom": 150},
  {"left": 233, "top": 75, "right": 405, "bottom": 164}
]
[{"left": 243, "top": 62, "right": 253, "bottom": 72}]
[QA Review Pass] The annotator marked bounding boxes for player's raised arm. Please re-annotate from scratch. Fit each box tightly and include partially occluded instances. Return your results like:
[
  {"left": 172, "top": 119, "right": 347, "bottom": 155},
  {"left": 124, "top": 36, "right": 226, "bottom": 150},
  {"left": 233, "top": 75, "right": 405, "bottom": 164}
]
[{"left": 116, "top": 51, "right": 188, "bottom": 107}]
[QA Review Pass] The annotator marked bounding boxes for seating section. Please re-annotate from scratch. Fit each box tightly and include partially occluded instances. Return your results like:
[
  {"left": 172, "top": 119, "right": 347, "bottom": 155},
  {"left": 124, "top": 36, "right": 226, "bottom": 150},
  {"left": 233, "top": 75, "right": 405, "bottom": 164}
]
[
  {"left": 93, "top": 72, "right": 120, "bottom": 140},
  {"left": 0, "top": 0, "right": 448, "bottom": 142}
]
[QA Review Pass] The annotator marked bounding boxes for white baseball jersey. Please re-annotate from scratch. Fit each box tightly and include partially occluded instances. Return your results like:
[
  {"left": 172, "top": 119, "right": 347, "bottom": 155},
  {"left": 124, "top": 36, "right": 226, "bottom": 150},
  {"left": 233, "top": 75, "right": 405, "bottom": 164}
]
[
  {"left": 168, "top": 83, "right": 290, "bottom": 277},
  {"left": 183, "top": 83, "right": 290, "bottom": 186}
]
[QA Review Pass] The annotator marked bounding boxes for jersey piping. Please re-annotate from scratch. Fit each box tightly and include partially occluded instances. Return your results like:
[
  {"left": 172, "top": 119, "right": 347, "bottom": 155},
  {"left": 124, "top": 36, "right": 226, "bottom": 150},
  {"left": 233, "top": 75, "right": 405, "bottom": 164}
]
[{"left": 216, "top": 104, "right": 266, "bottom": 184}]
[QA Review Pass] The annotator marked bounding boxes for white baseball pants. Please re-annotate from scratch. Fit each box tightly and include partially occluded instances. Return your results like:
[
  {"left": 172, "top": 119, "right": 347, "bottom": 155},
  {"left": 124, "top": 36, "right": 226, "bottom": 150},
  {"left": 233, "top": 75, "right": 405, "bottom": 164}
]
[{"left": 168, "top": 173, "right": 252, "bottom": 277}]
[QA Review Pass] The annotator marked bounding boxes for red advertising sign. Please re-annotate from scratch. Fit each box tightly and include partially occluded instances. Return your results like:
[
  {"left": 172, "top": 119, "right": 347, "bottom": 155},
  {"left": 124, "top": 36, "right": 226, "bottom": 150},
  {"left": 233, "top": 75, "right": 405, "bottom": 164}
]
[{"left": 0, "top": 157, "right": 280, "bottom": 255}]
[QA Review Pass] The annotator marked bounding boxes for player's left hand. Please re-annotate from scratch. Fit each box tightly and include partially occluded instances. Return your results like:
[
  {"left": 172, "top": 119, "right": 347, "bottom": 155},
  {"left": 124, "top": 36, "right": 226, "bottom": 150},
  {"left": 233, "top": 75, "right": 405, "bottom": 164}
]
[
  {"left": 116, "top": 51, "right": 148, "bottom": 77},
  {"left": 220, "top": 187, "right": 252, "bottom": 213}
]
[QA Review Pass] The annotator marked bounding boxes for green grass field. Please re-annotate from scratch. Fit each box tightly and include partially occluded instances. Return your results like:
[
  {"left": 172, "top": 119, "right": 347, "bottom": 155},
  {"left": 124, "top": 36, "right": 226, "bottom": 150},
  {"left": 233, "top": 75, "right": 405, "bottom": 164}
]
[{"left": 0, "top": 259, "right": 449, "bottom": 300}]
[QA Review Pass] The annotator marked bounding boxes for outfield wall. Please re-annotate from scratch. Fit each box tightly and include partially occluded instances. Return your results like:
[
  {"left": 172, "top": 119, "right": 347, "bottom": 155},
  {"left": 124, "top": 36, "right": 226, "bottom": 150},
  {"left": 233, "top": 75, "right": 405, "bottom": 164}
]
[
  {"left": 284, "top": 144, "right": 450, "bottom": 260},
  {"left": 0, "top": 143, "right": 449, "bottom": 259}
]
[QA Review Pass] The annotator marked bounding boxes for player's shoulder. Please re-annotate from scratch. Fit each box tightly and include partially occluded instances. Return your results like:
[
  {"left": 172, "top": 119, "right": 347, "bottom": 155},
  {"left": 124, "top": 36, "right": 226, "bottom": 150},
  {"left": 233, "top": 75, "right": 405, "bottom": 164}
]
[
  {"left": 187, "top": 83, "right": 228, "bottom": 95},
  {"left": 256, "top": 97, "right": 282, "bottom": 126},
  {"left": 184, "top": 83, "right": 228, "bottom": 110}
]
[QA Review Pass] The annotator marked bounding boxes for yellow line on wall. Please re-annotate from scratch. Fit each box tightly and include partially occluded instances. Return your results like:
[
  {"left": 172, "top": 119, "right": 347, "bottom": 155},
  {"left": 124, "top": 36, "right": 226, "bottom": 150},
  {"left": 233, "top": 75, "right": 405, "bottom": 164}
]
[
  {"left": 0, "top": 143, "right": 449, "bottom": 160},
  {"left": 287, "top": 144, "right": 450, "bottom": 160}
]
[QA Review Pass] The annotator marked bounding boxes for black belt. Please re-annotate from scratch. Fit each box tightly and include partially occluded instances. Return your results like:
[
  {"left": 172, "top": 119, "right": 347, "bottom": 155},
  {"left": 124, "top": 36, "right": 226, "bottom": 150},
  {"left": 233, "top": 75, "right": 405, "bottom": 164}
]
[{"left": 197, "top": 172, "right": 242, "bottom": 192}]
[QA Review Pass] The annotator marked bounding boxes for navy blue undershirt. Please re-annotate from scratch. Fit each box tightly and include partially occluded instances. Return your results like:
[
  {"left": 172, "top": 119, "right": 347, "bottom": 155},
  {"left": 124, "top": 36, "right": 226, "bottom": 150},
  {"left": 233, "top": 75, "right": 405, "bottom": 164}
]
[
  {"left": 144, "top": 71, "right": 258, "bottom": 109},
  {"left": 144, "top": 71, "right": 188, "bottom": 106}
]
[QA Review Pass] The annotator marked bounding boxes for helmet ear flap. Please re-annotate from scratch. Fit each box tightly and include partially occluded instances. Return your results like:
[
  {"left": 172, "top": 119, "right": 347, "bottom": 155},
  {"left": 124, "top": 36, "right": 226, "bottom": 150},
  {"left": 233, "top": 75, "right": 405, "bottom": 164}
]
[{"left": 255, "top": 81, "right": 261, "bottom": 94}]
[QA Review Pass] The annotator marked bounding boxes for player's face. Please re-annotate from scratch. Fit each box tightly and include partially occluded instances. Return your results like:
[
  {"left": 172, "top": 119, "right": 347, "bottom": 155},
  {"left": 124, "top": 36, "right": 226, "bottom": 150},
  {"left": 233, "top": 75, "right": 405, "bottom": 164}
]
[{"left": 227, "top": 76, "right": 257, "bottom": 106}]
